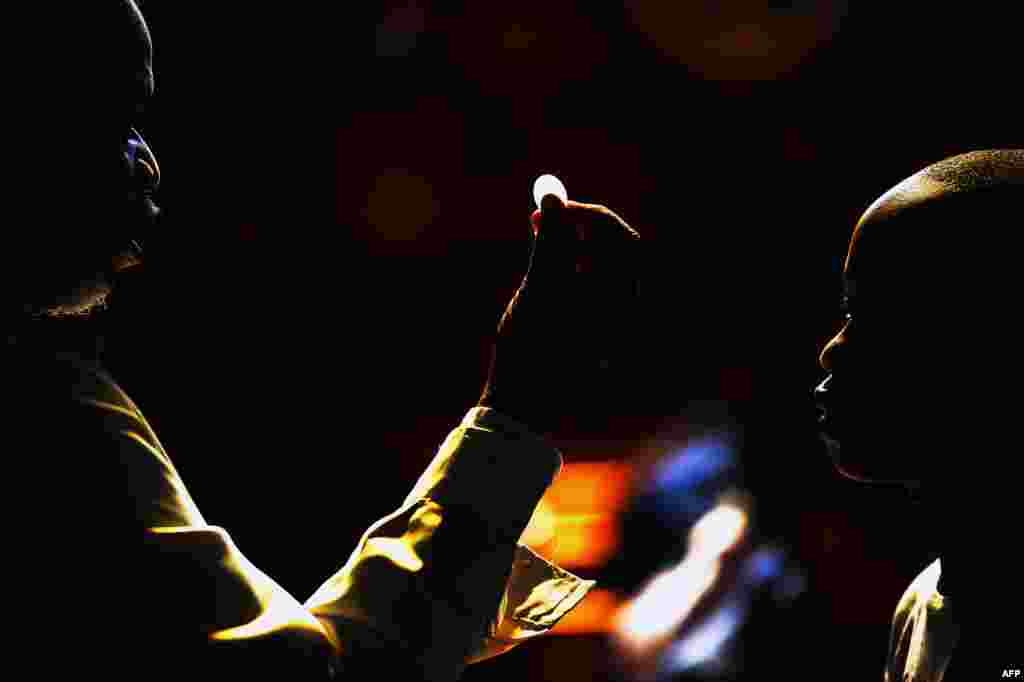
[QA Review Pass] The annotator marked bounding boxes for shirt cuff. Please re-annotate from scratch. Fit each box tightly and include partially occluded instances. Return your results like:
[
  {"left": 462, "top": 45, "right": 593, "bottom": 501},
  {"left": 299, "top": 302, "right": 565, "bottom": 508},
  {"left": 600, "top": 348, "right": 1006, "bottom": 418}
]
[
  {"left": 467, "top": 544, "right": 596, "bottom": 664},
  {"left": 401, "top": 406, "right": 563, "bottom": 543},
  {"left": 304, "top": 407, "right": 589, "bottom": 677}
]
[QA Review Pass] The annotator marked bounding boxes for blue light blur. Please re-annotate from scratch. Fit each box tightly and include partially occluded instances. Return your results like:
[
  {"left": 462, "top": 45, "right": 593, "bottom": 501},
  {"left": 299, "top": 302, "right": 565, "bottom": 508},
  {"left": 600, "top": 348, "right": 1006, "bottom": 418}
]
[
  {"left": 647, "top": 436, "right": 738, "bottom": 528},
  {"left": 744, "top": 546, "right": 784, "bottom": 586},
  {"left": 664, "top": 597, "right": 747, "bottom": 675}
]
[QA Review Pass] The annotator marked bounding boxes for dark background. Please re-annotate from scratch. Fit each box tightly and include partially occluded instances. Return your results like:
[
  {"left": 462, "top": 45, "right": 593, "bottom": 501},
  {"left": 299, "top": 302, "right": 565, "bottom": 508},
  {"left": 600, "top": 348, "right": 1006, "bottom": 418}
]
[{"left": 103, "top": 2, "right": 1019, "bottom": 680}]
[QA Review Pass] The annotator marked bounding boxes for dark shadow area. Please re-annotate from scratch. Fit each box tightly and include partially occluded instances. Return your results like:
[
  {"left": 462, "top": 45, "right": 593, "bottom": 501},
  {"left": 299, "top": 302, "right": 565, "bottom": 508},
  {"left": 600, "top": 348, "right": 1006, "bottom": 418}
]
[{"left": 90, "top": 3, "right": 1021, "bottom": 679}]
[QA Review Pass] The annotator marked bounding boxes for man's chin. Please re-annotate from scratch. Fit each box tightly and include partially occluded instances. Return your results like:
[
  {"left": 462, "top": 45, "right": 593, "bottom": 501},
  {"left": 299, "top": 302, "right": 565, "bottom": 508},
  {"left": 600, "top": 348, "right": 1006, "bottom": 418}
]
[
  {"left": 819, "top": 432, "right": 918, "bottom": 486},
  {"left": 821, "top": 433, "right": 865, "bottom": 481}
]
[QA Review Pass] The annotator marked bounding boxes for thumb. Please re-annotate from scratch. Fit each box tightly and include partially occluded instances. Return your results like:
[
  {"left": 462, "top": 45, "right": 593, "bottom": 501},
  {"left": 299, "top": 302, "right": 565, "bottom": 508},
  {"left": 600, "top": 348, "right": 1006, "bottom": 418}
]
[
  {"left": 528, "top": 194, "right": 576, "bottom": 284},
  {"left": 531, "top": 193, "right": 566, "bottom": 235}
]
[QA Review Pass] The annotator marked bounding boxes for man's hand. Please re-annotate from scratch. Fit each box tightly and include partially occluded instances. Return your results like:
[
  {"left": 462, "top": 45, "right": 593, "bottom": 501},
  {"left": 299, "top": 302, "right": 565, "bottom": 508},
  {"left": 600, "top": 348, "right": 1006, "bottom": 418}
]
[{"left": 478, "top": 195, "right": 642, "bottom": 436}]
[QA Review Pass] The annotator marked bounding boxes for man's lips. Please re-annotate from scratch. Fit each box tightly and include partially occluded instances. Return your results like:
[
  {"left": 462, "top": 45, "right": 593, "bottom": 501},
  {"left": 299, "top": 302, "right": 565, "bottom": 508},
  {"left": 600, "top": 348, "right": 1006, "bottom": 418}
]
[
  {"left": 813, "top": 376, "right": 831, "bottom": 425},
  {"left": 818, "top": 420, "right": 841, "bottom": 446},
  {"left": 813, "top": 377, "right": 845, "bottom": 445},
  {"left": 817, "top": 413, "right": 838, "bottom": 440},
  {"left": 815, "top": 397, "right": 843, "bottom": 436}
]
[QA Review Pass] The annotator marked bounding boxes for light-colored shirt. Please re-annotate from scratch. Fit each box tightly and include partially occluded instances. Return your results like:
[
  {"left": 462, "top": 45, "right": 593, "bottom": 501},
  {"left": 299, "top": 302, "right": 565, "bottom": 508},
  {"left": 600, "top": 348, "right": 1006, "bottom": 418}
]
[
  {"left": 6, "top": 337, "right": 593, "bottom": 679},
  {"left": 884, "top": 559, "right": 959, "bottom": 682},
  {"left": 303, "top": 406, "right": 596, "bottom": 679}
]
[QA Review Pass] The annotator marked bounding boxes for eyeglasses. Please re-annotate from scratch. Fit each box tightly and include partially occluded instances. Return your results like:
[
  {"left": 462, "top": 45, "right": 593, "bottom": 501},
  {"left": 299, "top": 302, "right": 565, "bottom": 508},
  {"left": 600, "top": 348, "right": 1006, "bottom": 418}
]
[
  {"left": 124, "top": 127, "right": 160, "bottom": 196},
  {"left": 121, "top": 128, "right": 161, "bottom": 256}
]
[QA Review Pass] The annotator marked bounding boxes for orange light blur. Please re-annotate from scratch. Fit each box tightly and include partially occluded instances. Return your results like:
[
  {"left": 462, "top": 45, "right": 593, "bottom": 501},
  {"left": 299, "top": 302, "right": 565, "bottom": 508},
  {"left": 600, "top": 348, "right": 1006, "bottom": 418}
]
[
  {"left": 550, "top": 588, "right": 624, "bottom": 635},
  {"left": 521, "top": 461, "right": 634, "bottom": 569},
  {"left": 544, "top": 502, "right": 751, "bottom": 639}
]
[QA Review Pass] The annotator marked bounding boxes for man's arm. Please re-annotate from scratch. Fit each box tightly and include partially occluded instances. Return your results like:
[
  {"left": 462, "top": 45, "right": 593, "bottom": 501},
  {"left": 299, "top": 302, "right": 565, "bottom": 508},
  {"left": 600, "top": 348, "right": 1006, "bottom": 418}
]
[
  {"left": 311, "top": 196, "right": 639, "bottom": 678},
  {"left": 61, "top": 365, "right": 336, "bottom": 678},
  {"left": 303, "top": 407, "right": 594, "bottom": 680},
  {"left": 65, "top": 195, "right": 637, "bottom": 679},
  {"left": 70, "top": 363, "right": 589, "bottom": 680}
]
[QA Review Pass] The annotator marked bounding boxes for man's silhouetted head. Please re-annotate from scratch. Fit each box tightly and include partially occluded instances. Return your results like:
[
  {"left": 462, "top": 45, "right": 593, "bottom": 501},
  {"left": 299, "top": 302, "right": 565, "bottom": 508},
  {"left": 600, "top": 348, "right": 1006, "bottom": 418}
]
[
  {"left": 817, "top": 150, "right": 1024, "bottom": 488},
  {"left": 4, "top": 1, "right": 160, "bottom": 319}
]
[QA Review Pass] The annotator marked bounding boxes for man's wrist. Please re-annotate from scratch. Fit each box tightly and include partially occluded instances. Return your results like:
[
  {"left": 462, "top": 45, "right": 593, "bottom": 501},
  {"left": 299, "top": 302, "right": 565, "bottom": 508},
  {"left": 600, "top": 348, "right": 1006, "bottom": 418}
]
[{"left": 476, "top": 395, "right": 552, "bottom": 437}]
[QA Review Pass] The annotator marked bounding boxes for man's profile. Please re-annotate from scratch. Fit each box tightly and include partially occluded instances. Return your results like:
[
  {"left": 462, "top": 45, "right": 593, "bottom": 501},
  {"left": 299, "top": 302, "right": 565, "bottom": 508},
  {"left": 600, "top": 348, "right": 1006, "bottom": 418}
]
[
  {"left": 816, "top": 149, "right": 1024, "bottom": 681},
  {"left": 3, "top": 3, "right": 641, "bottom": 679}
]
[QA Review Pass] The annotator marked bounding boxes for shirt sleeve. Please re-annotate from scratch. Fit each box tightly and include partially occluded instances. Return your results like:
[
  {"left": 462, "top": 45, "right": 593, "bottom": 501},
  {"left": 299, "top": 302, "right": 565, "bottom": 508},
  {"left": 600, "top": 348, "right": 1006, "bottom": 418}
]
[
  {"left": 74, "top": 357, "right": 592, "bottom": 682},
  {"left": 59, "top": 361, "right": 336, "bottom": 679},
  {"left": 304, "top": 406, "right": 595, "bottom": 680}
]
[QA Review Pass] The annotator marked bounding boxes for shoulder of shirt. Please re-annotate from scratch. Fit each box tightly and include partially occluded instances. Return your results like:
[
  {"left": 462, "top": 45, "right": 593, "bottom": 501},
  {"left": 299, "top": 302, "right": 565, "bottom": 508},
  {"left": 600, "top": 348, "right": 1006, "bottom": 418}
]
[
  {"left": 890, "top": 558, "right": 943, "bottom": 654},
  {"left": 5, "top": 348, "right": 138, "bottom": 423},
  {"left": 886, "top": 559, "right": 942, "bottom": 680},
  {"left": 895, "top": 559, "right": 942, "bottom": 622}
]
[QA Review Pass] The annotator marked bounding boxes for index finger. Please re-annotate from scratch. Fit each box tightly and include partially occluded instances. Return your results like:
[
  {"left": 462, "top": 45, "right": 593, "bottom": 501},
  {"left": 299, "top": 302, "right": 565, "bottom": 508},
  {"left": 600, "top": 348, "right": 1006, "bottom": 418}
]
[{"left": 563, "top": 201, "right": 641, "bottom": 243}]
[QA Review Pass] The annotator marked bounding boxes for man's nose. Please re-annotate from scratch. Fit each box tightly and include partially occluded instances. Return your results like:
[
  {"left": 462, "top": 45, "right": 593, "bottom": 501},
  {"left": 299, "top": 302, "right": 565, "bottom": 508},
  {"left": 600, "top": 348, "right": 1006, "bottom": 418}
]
[{"left": 818, "top": 327, "right": 846, "bottom": 372}]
